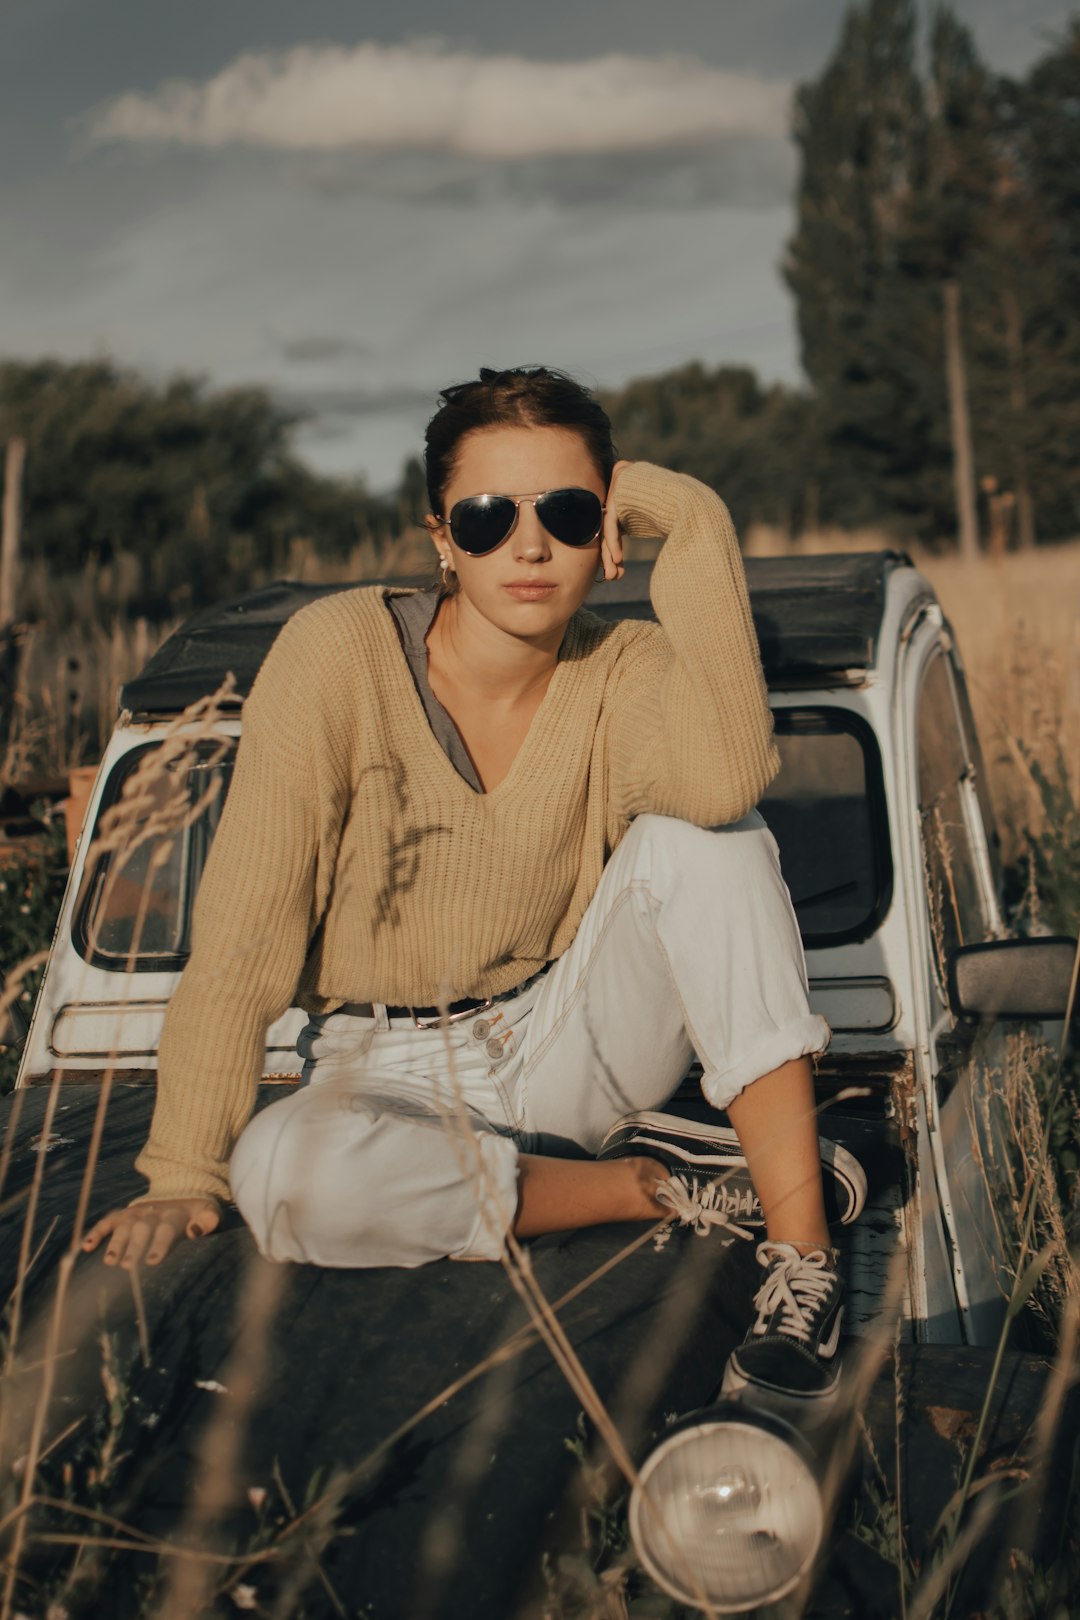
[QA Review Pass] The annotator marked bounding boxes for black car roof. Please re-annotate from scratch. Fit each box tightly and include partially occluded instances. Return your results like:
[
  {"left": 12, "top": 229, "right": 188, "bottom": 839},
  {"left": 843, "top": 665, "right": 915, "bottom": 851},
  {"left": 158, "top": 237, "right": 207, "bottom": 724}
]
[{"left": 119, "top": 550, "right": 914, "bottom": 717}]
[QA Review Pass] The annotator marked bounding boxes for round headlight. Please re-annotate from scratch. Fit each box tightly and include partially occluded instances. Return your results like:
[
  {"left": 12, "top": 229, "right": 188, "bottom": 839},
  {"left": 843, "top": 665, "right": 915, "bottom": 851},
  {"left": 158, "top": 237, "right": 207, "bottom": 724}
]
[{"left": 629, "top": 1409, "right": 824, "bottom": 1612}]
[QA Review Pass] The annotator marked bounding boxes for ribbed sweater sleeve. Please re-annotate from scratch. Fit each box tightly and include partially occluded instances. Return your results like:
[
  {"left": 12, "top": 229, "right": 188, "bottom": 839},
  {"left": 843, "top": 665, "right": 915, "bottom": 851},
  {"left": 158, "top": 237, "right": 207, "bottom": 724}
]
[
  {"left": 134, "top": 613, "right": 340, "bottom": 1204},
  {"left": 605, "top": 462, "right": 779, "bottom": 829}
]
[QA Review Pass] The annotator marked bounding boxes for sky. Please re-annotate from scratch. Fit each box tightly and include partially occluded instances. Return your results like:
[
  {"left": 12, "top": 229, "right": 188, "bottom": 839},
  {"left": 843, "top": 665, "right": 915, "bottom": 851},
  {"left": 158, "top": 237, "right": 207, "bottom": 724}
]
[{"left": 1, "top": 1, "right": 1074, "bottom": 491}]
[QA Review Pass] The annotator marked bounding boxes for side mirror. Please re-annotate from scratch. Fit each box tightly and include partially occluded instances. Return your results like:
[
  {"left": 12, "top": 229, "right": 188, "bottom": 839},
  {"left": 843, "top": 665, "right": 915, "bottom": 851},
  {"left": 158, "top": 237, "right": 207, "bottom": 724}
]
[{"left": 948, "top": 937, "right": 1078, "bottom": 1022}]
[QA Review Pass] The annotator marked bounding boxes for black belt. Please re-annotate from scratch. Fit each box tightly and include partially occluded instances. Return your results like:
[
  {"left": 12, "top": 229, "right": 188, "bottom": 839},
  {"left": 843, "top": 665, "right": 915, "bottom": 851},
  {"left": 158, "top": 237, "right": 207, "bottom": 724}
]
[
  {"left": 338, "top": 994, "right": 495, "bottom": 1028},
  {"left": 339, "top": 965, "right": 550, "bottom": 1029}
]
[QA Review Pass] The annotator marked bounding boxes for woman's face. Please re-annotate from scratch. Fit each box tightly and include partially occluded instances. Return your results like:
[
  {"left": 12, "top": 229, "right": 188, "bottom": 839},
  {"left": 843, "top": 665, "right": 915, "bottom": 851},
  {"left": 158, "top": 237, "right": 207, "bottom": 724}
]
[{"left": 427, "top": 424, "right": 605, "bottom": 642}]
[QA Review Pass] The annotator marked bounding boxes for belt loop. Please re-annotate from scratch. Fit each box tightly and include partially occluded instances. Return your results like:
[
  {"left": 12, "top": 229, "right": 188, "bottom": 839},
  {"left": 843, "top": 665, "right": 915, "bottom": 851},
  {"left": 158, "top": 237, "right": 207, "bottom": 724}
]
[{"left": 372, "top": 1002, "right": 390, "bottom": 1033}]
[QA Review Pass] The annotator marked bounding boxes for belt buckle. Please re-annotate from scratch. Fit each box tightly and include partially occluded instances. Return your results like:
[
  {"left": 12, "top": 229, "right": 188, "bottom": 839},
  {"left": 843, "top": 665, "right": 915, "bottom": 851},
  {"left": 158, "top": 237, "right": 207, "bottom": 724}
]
[{"left": 411, "top": 998, "right": 494, "bottom": 1030}]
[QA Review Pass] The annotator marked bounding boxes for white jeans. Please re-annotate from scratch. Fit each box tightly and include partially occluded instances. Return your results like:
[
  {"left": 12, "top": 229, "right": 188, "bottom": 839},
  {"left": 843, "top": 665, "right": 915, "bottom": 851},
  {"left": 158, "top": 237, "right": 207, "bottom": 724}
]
[{"left": 229, "top": 812, "right": 830, "bottom": 1268}]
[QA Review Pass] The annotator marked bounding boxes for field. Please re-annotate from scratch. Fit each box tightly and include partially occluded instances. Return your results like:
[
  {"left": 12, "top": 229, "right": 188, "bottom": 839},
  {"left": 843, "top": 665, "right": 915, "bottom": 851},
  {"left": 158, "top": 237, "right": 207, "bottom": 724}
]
[{"left": 0, "top": 532, "right": 1077, "bottom": 1620}]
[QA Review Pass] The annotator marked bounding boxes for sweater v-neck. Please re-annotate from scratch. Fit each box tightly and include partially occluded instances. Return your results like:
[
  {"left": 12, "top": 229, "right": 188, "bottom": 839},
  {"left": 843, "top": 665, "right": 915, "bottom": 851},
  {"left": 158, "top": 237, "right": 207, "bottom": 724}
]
[{"left": 376, "top": 586, "right": 584, "bottom": 803}]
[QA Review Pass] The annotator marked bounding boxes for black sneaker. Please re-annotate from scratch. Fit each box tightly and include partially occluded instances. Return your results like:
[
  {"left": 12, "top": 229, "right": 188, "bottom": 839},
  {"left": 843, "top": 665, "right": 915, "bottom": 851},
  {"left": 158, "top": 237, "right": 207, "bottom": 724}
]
[
  {"left": 720, "top": 1241, "right": 845, "bottom": 1422},
  {"left": 596, "top": 1111, "right": 867, "bottom": 1228}
]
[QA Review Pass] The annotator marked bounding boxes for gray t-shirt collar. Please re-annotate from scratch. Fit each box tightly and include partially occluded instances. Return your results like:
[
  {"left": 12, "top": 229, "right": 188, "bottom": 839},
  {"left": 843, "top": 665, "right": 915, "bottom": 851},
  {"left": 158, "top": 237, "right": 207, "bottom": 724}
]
[{"left": 386, "top": 586, "right": 484, "bottom": 794}]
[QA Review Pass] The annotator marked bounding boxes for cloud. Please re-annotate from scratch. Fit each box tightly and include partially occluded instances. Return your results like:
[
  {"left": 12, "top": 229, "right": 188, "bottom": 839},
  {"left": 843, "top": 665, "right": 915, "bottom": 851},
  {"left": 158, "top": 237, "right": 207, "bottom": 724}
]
[{"left": 86, "top": 40, "right": 791, "bottom": 159}]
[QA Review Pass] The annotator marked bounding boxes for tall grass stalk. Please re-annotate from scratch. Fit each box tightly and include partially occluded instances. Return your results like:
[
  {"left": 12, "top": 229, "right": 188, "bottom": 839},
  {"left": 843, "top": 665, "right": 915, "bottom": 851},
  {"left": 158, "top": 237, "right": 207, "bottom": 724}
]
[
  {"left": 936, "top": 938, "right": 1079, "bottom": 1618},
  {"left": 0, "top": 690, "right": 239, "bottom": 1619},
  {"left": 155, "top": 1258, "right": 285, "bottom": 1620}
]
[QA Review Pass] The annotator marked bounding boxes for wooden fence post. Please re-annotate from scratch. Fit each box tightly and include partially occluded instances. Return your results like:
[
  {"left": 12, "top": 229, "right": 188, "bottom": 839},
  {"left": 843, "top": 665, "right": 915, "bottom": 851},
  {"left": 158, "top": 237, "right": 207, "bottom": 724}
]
[
  {"left": 943, "top": 280, "right": 980, "bottom": 561},
  {"left": 1, "top": 437, "right": 26, "bottom": 629}
]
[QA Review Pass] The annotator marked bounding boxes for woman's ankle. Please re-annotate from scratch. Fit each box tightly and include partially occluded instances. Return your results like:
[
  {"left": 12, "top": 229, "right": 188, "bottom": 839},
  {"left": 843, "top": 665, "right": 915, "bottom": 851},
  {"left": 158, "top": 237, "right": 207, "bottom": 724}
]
[{"left": 628, "top": 1154, "right": 672, "bottom": 1217}]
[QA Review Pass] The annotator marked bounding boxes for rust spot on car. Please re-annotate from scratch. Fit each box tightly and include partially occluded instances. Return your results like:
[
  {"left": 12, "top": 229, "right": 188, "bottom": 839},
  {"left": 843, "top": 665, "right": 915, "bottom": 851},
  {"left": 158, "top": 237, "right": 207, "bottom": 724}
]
[{"left": 926, "top": 1404, "right": 978, "bottom": 1444}]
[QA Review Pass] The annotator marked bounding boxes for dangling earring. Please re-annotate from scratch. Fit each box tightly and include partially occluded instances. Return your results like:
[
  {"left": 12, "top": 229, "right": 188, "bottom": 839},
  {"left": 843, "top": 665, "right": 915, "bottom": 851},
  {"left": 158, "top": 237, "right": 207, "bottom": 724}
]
[{"left": 439, "top": 554, "right": 450, "bottom": 579}]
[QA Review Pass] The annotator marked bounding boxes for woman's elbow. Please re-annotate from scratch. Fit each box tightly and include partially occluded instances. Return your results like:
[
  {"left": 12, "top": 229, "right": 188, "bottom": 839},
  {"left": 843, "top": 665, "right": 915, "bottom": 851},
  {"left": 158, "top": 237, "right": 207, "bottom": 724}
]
[{"left": 670, "top": 747, "right": 780, "bottom": 828}]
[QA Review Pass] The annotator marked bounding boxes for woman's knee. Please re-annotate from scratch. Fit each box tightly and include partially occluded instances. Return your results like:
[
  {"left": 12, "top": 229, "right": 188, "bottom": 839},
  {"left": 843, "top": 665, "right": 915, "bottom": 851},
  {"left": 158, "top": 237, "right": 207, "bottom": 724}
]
[
  {"left": 618, "top": 809, "right": 781, "bottom": 892},
  {"left": 229, "top": 1085, "right": 516, "bottom": 1267},
  {"left": 229, "top": 1085, "right": 384, "bottom": 1263}
]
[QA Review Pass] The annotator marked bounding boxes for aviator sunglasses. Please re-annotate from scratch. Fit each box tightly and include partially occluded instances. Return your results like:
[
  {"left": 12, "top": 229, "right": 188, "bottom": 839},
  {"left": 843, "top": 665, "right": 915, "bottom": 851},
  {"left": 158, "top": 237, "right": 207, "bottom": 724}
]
[{"left": 436, "top": 487, "right": 605, "bottom": 557}]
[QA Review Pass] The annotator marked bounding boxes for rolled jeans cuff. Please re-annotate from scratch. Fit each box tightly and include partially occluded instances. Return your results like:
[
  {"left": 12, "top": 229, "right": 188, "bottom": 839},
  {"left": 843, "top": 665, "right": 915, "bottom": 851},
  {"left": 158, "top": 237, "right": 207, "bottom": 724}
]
[
  {"left": 700, "top": 1014, "right": 832, "bottom": 1112},
  {"left": 454, "top": 1132, "right": 520, "bottom": 1261}
]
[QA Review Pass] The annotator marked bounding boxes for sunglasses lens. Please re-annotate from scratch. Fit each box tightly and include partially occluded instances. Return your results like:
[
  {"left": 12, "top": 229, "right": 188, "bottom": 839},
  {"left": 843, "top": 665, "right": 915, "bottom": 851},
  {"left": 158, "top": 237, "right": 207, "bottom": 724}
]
[
  {"left": 536, "top": 488, "right": 604, "bottom": 547},
  {"left": 450, "top": 495, "right": 517, "bottom": 555}
]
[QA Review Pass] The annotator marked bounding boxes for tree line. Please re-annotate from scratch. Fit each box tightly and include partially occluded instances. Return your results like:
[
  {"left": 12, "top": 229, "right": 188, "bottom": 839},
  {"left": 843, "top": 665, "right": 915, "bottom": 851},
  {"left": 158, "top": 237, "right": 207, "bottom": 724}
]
[
  {"left": 0, "top": 0, "right": 1077, "bottom": 631},
  {"left": 0, "top": 362, "right": 419, "bottom": 624},
  {"left": 605, "top": 2, "right": 1080, "bottom": 549}
]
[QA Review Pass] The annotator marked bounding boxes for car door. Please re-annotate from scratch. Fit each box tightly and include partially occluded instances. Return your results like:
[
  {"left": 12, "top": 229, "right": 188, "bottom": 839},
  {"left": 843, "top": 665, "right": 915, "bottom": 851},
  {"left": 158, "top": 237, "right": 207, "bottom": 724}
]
[{"left": 907, "top": 617, "right": 1014, "bottom": 1344}]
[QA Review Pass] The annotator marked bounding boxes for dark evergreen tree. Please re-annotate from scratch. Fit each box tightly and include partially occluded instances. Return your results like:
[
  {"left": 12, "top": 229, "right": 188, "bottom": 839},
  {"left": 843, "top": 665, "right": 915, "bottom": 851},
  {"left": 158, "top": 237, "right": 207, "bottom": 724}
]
[
  {"left": 786, "top": 1, "right": 1080, "bottom": 544},
  {"left": 784, "top": 0, "right": 943, "bottom": 534},
  {"left": 999, "top": 21, "right": 1080, "bottom": 539}
]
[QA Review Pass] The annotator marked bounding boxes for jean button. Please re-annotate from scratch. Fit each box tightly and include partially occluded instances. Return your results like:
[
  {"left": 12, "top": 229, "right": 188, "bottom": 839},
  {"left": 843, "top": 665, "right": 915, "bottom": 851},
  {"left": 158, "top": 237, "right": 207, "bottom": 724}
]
[
  {"left": 473, "top": 1019, "right": 491, "bottom": 1040},
  {"left": 486, "top": 1037, "right": 505, "bottom": 1060}
]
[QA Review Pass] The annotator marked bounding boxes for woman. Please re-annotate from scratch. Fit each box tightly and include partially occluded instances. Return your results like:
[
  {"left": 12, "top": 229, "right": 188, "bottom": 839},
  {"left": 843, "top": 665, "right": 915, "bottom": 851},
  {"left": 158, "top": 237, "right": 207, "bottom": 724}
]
[{"left": 84, "top": 366, "right": 865, "bottom": 1417}]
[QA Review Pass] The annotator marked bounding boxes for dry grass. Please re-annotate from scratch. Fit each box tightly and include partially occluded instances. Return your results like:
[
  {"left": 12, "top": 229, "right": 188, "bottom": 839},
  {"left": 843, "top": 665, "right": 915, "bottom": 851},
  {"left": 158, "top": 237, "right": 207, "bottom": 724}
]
[
  {"left": 915, "top": 541, "right": 1080, "bottom": 865},
  {"left": 745, "top": 525, "right": 1080, "bottom": 869}
]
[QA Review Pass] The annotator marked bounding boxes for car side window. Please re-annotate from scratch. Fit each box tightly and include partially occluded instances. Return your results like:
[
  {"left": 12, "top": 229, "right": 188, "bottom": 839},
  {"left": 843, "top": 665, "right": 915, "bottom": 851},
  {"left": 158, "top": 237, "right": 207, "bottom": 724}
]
[
  {"left": 917, "top": 651, "right": 990, "bottom": 985},
  {"left": 75, "top": 740, "right": 235, "bottom": 971}
]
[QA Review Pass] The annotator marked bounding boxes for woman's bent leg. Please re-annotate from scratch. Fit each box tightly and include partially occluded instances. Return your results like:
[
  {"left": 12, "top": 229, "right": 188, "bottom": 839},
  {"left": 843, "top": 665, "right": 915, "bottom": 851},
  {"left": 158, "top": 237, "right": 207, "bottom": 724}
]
[
  {"left": 519, "top": 810, "right": 830, "bottom": 1149},
  {"left": 229, "top": 1080, "right": 519, "bottom": 1268},
  {"left": 725, "top": 1057, "right": 831, "bottom": 1249}
]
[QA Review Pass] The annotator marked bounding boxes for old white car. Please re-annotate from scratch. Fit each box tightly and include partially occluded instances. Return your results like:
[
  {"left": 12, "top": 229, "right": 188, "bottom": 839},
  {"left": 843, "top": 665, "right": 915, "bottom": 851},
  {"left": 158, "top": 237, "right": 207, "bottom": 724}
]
[{"left": 5, "top": 551, "right": 1074, "bottom": 1617}]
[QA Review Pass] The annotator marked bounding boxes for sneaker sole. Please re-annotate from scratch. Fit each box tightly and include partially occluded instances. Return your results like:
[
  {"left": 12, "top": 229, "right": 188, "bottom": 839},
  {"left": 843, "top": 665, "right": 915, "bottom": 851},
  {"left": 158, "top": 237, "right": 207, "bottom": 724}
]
[
  {"left": 599, "top": 1110, "right": 868, "bottom": 1225},
  {"left": 720, "top": 1352, "right": 841, "bottom": 1422}
]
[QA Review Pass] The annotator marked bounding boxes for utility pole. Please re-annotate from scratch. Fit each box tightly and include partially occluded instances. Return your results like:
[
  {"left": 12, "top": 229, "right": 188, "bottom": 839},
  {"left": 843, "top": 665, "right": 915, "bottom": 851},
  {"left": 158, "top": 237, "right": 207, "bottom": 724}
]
[
  {"left": 1, "top": 436, "right": 26, "bottom": 629},
  {"left": 1, "top": 437, "right": 27, "bottom": 767},
  {"left": 943, "top": 280, "right": 980, "bottom": 561}
]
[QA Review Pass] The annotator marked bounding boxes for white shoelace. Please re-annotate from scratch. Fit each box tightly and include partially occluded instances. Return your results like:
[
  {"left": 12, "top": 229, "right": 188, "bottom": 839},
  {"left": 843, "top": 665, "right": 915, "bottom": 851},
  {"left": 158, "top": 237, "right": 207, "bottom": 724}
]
[
  {"left": 653, "top": 1174, "right": 759, "bottom": 1251},
  {"left": 750, "top": 1242, "right": 836, "bottom": 1343}
]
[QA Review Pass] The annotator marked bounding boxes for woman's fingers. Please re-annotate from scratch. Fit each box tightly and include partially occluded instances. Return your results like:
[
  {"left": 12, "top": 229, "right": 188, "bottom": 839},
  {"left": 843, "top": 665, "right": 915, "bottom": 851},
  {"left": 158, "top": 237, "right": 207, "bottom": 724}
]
[
  {"left": 82, "top": 1209, "right": 121, "bottom": 1252},
  {"left": 602, "top": 460, "right": 632, "bottom": 580},
  {"left": 83, "top": 1199, "right": 220, "bottom": 1268},
  {"left": 117, "top": 1214, "right": 156, "bottom": 1270},
  {"left": 185, "top": 1203, "right": 221, "bottom": 1240}
]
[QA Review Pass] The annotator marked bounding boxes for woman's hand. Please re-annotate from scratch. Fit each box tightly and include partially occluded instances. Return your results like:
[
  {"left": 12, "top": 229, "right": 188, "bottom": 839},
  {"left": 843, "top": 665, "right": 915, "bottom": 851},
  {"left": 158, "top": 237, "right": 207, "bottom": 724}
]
[
  {"left": 600, "top": 460, "right": 633, "bottom": 581},
  {"left": 82, "top": 1197, "right": 221, "bottom": 1269}
]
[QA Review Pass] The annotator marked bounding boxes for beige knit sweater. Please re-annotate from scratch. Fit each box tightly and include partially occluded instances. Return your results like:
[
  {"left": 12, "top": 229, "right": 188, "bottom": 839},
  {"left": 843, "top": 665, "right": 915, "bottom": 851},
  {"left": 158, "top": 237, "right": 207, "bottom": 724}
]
[{"left": 137, "top": 463, "right": 779, "bottom": 1203}]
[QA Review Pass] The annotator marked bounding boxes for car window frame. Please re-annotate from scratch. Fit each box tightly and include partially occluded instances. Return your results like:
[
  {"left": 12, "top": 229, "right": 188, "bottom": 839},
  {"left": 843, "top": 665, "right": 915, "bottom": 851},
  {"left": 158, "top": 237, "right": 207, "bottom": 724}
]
[{"left": 72, "top": 738, "right": 236, "bottom": 973}]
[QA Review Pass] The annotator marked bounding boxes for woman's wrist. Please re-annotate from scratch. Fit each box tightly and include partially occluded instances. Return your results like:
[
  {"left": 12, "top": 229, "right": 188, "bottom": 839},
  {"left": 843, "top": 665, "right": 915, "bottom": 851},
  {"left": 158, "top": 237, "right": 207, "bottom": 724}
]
[{"left": 610, "top": 461, "right": 723, "bottom": 544}]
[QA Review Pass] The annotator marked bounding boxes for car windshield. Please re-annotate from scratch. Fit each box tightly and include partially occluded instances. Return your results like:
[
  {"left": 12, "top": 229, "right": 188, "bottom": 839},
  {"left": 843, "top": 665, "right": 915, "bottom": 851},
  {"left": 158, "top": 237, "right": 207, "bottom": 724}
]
[{"left": 76, "top": 708, "right": 889, "bottom": 971}]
